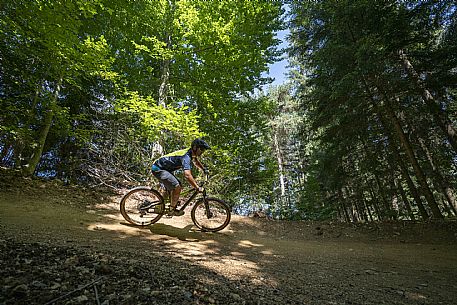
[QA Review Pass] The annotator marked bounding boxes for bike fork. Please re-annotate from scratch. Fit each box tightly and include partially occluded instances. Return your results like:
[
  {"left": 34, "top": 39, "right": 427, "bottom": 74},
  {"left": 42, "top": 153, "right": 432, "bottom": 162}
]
[{"left": 202, "top": 194, "right": 213, "bottom": 218}]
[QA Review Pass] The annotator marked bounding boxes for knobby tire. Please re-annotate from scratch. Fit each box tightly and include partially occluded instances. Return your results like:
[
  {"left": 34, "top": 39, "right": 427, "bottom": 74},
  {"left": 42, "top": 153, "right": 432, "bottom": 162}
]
[
  {"left": 120, "top": 187, "right": 165, "bottom": 226},
  {"left": 191, "top": 198, "right": 231, "bottom": 232}
]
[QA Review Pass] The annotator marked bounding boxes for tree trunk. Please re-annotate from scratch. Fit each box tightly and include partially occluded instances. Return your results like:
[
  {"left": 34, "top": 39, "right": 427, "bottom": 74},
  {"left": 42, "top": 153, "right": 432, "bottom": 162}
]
[
  {"left": 387, "top": 175, "right": 399, "bottom": 220},
  {"left": 364, "top": 199, "right": 374, "bottom": 222},
  {"left": 273, "top": 133, "right": 286, "bottom": 196},
  {"left": 359, "top": 137, "right": 393, "bottom": 219},
  {"left": 338, "top": 189, "right": 351, "bottom": 222},
  {"left": 384, "top": 104, "right": 443, "bottom": 218},
  {"left": 343, "top": 187, "right": 358, "bottom": 222},
  {"left": 397, "top": 181, "right": 416, "bottom": 221},
  {"left": 352, "top": 182, "right": 369, "bottom": 222},
  {"left": 350, "top": 189, "right": 362, "bottom": 222},
  {"left": 369, "top": 184, "right": 383, "bottom": 221},
  {"left": 357, "top": 195, "right": 369, "bottom": 222},
  {"left": 382, "top": 120, "right": 429, "bottom": 219},
  {"left": 382, "top": 135, "right": 414, "bottom": 220},
  {"left": 23, "top": 108, "right": 54, "bottom": 176},
  {"left": 414, "top": 133, "right": 457, "bottom": 216},
  {"left": 158, "top": 54, "right": 170, "bottom": 106},
  {"left": 443, "top": 188, "right": 457, "bottom": 216},
  {"left": 396, "top": 151, "right": 428, "bottom": 219},
  {"left": 23, "top": 78, "right": 62, "bottom": 176},
  {"left": 398, "top": 49, "right": 457, "bottom": 153},
  {"left": 374, "top": 174, "right": 393, "bottom": 220},
  {"left": 336, "top": 204, "right": 343, "bottom": 221},
  {"left": 359, "top": 70, "right": 440, "bottom": 218},
  {"left": 14, "top": 84, "right": 42, "bottom": 168},
  {"left": 158, "top": 0, "right": 174, "bottom": 106}
]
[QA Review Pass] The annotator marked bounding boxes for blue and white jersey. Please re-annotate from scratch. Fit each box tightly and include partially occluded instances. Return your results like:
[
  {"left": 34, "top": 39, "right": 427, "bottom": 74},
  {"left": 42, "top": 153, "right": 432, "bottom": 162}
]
[{"left": 153, "top": 149, "right": 192, "bottom": 172}]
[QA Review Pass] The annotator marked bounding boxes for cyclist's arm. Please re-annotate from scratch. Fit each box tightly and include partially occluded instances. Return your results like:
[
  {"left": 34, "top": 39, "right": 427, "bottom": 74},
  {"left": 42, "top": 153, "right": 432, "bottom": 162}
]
[
  {"left": 184, "top": 169, "right": 200, "bottom": 190},
  {"left": 193, "top": 157, "right": 205, "bottom": 171}
]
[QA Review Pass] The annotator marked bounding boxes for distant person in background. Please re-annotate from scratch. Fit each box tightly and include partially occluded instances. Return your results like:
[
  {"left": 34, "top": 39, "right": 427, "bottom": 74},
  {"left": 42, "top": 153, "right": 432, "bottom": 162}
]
[{"left": 151, "top": 138, "right": 210, "bottom": 216}]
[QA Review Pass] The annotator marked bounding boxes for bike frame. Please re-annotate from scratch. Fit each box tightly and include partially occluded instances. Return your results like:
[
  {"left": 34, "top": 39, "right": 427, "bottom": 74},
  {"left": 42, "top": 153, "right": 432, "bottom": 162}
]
[
  {"left": 175, "top": 188, "right": 206, "bottom": 212},
  {"left": 161, "top": 175, "right": 208, "bottom": 213}
]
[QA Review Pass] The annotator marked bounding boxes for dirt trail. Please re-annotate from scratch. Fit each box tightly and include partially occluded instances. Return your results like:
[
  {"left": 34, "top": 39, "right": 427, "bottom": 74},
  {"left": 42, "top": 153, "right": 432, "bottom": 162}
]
[{"left": 1, "top": 179, "right": 457, "bottom": 304}]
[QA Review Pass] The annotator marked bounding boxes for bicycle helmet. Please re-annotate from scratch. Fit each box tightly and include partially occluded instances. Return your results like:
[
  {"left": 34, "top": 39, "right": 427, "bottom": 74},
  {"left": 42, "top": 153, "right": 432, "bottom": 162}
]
[{"left": 192, "top": 138, "right": 211, "bottom": 150}]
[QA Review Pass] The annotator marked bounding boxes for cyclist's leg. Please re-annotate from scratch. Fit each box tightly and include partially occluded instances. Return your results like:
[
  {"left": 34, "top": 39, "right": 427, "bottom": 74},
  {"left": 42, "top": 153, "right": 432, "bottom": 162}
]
[
  {"left": 152, "top": 170, "right": 181, "bottom": 209},
  {"left": 170, "top": 185, "right": 182, "bottom": 209}
]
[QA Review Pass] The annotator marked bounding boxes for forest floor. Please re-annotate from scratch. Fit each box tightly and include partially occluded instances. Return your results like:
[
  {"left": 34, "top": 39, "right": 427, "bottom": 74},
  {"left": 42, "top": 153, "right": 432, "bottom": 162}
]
[{"left": 1, "top": 173, "right": 457, "bottom": 305}]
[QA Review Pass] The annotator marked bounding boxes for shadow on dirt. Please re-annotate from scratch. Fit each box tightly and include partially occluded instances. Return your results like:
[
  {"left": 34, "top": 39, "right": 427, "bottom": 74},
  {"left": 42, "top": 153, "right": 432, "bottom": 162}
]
[{"left": 148, "top": 223, "right": 205, "bottom": 241}]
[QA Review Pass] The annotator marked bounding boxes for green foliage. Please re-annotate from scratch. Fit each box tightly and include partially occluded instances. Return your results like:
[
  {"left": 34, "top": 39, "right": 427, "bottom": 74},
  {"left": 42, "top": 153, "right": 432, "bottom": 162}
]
[
  {"left": 115, "top": 91, "right": 203, "bottom": 142},
  {"left": 0, "top": 0, "right": 285, "bottom": 204},
  {"left": 205, "top": 94, "right": 278, "bottom": 207},
  {"left": 295, "top": 173, "right": 334, "bottom": 221}
]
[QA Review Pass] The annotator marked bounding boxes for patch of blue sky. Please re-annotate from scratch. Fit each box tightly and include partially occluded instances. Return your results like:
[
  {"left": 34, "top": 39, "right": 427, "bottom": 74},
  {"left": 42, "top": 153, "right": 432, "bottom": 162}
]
[{"left": 263, "top": 28, "right": 290, "bottom": 90}]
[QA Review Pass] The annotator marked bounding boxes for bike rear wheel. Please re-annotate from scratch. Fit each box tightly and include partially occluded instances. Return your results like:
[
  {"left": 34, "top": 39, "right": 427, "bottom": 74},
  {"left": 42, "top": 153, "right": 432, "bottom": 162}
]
[
  {"left": 120, "top": 187, "right": 165, "bottom": 226},
  {"left": 191, "top": 198, "right": 231, "bottom": 232}
]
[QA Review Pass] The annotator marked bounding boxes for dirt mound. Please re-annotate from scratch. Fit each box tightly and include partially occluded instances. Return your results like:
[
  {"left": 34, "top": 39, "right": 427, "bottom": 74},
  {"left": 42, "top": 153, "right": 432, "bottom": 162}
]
[{"left": 231, "top": 216, "right": 457, "bottom": 244}]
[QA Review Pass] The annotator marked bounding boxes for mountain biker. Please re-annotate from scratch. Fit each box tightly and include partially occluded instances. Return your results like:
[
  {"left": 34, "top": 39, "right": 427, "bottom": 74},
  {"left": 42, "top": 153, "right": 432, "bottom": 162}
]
[{"left": 151, "top": 138, "right": 210, "bottom": 216}]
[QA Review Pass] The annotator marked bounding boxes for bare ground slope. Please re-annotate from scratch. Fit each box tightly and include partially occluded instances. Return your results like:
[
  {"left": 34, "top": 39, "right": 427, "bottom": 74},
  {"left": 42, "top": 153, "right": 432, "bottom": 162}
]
[{"left": 1, "top": 175, "right": 457, "bottom": 305}]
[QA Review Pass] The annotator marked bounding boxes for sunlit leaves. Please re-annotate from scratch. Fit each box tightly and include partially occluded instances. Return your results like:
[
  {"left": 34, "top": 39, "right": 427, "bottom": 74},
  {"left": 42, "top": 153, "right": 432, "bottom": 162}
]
[{"left": 115, "top": 91, "right": 203, "bottom": 142}]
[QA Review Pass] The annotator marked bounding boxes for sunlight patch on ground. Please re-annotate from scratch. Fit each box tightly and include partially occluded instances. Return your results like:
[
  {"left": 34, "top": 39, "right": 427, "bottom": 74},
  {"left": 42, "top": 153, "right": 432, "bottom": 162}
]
[
  {"left": 238, "top": 240, "right": 264, "bottom": 248},
  {"left": 230, "top": 251, "right": 247, "bottom": 257},
  {"left": 260, "top": 249, "right": 274, "bottom": 255},
  {"left": 405, "top": 292, "right": 427, "bottom": 300},
  {"left": 196, "top": 256, "right": 264, "bottom": 280},
  {"left": 86, "top": 222, "right": 152, "bottom": 238}
]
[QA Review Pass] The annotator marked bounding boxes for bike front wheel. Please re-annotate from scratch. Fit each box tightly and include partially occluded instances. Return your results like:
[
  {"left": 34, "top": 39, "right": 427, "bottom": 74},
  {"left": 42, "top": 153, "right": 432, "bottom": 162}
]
[
  {"left": 120, "top": 187, "right": 165, "bottom": 226},
  {"left": 191, "top": 198, "right": 231, "bottom": 232}
]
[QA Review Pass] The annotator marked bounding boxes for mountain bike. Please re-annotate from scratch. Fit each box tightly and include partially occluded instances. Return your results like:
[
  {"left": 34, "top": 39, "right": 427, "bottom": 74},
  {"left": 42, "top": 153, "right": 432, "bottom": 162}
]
[{"left": 119, "top": 175, "right": 231, "bottom": 232}]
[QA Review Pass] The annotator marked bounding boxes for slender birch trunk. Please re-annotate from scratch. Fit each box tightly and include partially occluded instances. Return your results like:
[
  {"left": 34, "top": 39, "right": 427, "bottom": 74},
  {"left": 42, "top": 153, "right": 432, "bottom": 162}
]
[
  {"left": 273, "top": 132, "right": 286, "bottom": 196},
  {"left": 158, "top": 53, "right": 170, "bottom": 107}
]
